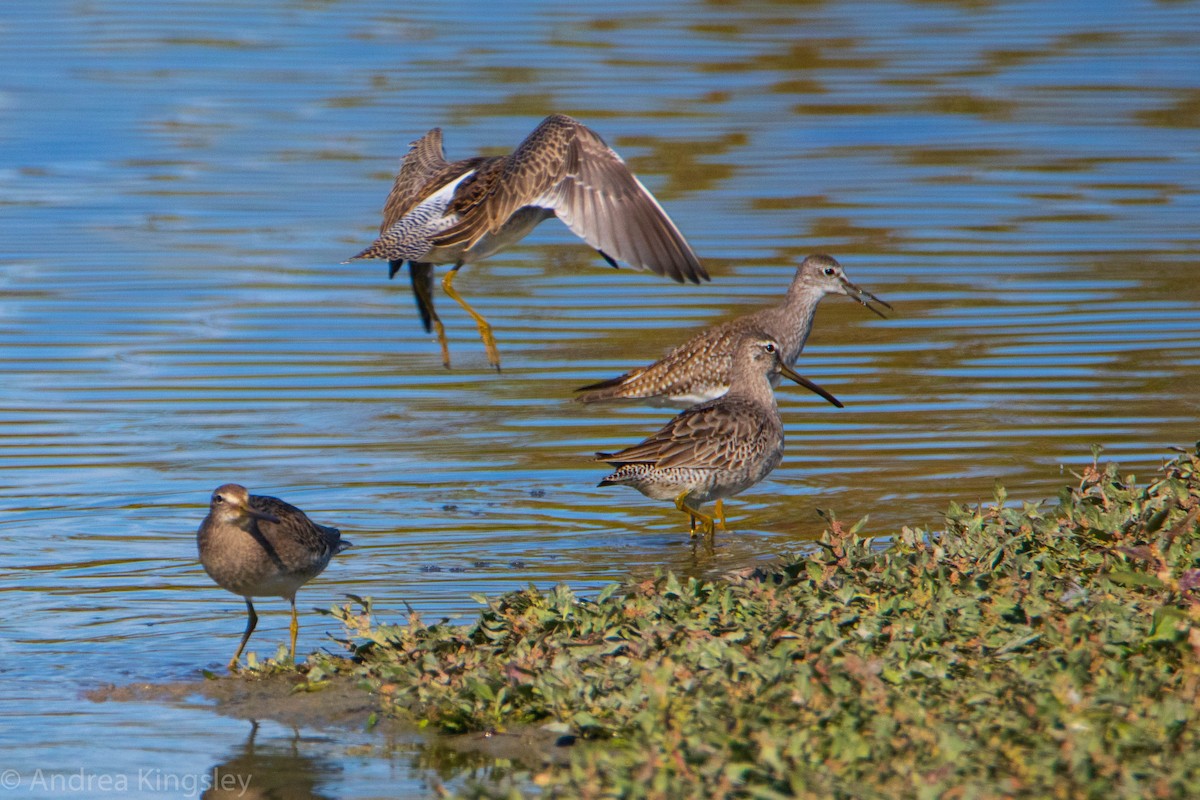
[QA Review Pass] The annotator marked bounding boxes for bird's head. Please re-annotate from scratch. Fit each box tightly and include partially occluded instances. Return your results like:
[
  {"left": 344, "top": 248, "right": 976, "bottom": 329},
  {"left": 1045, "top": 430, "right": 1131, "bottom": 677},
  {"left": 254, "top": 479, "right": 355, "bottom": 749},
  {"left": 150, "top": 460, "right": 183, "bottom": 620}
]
[
  {"left": 791, "top": 254, "right": 891, "bottom": 319},
  {"left": 209, "top": 484, "right": 280, "bottom": 526}
]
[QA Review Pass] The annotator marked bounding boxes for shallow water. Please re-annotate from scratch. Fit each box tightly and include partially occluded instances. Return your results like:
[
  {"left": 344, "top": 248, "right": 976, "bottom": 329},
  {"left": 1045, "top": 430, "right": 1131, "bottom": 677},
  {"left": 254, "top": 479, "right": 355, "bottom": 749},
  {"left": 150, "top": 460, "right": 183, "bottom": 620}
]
[{"left": 2, "top": 0, "right": 1199, "bottom": 795}]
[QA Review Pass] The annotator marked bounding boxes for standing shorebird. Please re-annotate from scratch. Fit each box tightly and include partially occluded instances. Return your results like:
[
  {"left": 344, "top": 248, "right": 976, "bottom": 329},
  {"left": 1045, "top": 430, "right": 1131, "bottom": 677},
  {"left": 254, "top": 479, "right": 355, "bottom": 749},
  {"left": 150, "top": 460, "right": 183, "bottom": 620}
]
[
  {"left": 576, "top": 254, "right": 889, "bottom": 406},
  {"left": 197, "top": 484, "right": 351, "bottom": 670},
  {"left": 596, "top": 333, "right": 810, "bottom": 539},
  {"left": 346, "top": 114, "right": 708, "bottom": 370}
]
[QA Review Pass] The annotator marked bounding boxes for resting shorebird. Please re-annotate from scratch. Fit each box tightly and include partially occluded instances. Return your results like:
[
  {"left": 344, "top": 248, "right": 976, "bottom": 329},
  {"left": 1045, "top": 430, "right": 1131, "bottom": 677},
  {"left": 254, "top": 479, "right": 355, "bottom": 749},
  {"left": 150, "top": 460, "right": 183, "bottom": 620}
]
[
  {"left": 347, "top": 114, "right": 708, "bottom": 369},
  {"left": 597, "top": 333, "right": 814, "bottom": 539},
  {"left": 576, "top": 254, "right": 889, "bottom": 406},
  {"left": 197, "top": 484, "right": 350, "bottom": 670}
]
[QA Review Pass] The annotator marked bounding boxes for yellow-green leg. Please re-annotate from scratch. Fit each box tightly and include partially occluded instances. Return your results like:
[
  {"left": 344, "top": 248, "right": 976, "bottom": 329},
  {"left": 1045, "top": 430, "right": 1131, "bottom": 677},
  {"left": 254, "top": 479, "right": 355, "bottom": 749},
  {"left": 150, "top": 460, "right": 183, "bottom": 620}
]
[
  {"left": 674, "top": 492, "right": 714, "bottom": 539},
  {"left": 229, "top": 598, "right": 258, "bottom": 672},
  {"left": 432, "top": 318, "right": 451, "bottom": 369},
  {"left": 714, "top": 499, "right": 727, "bottom": 531},
  {"left": 441, "top": 264, "right": 500, "bottom": 371},
  {"left": 289, "top": 597, "right": 299, "bottom": 664}
]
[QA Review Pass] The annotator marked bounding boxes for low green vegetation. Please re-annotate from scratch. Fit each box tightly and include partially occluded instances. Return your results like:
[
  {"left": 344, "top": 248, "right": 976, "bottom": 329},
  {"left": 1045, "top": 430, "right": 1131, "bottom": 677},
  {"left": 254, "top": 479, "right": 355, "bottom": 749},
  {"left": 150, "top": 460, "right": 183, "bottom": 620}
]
[{"left": 304, "top": 445, "right": 1200, "bottom": 798}]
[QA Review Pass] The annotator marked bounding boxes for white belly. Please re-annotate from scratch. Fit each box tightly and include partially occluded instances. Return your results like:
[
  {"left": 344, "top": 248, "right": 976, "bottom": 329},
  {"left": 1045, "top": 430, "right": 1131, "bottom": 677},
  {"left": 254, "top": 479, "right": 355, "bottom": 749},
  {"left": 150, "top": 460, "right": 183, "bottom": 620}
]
[{"left": 459, "top": 205, "right": 555, "bottom": 263}]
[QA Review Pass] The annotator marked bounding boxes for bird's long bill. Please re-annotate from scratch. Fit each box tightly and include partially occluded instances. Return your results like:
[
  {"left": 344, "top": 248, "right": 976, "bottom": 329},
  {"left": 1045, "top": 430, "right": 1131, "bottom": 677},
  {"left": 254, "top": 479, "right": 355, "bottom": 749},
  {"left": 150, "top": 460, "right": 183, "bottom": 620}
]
[
  {"left": 839, "top": 276, "right": 893, "bottom": 319},
  {"left": 244, "top": 506, "right": 281, "bottom": 524},
  {"left": 779, "top": 364, "right": 844, "bottom": 409}
]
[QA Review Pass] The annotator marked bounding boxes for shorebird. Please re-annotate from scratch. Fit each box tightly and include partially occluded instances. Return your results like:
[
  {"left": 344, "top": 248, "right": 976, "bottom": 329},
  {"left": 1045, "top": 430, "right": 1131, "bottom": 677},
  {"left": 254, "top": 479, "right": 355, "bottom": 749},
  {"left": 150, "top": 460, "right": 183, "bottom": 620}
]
[
  {"left": 347, "top": 114, "right": 708, "bottom": 370},
  {"left": 197, "top": 484, "right": 350, "bottom": 670},
  {"left": 596, "top": 333, "right": 809, "bottom": 539},
  {"left": 576, "top": 254, "right": 889, "bottom": 406}
]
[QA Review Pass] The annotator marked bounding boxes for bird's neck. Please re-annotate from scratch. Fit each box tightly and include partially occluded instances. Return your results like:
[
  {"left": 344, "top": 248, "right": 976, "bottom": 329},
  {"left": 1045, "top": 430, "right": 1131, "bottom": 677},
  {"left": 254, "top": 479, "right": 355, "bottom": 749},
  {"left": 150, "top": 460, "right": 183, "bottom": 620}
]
[
  {"left": 776, "top": 287, "right": 825, "bottom": 360},
  {"left": 725, "top": 363, "right": 780, "bottom": 407},
  {"left": 198, "top": 514, "right": 254, "bottom": 552}
]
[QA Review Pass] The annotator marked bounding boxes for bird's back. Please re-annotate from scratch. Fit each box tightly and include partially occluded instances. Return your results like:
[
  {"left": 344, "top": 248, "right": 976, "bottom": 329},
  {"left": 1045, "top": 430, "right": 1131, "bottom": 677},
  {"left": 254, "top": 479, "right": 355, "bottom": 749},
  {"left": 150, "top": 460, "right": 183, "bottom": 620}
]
[
  {"left": 248, "top": 494, "right": 348, "bottom": 578},
  {"left": 600, "top": 395, "right": 776, "bottom": 469},
  {"left": 576, "top": 318, "right": 752, "bottom": 405},
  {"left": 598, "top": 396, "right": 783, "bottom": 503}
]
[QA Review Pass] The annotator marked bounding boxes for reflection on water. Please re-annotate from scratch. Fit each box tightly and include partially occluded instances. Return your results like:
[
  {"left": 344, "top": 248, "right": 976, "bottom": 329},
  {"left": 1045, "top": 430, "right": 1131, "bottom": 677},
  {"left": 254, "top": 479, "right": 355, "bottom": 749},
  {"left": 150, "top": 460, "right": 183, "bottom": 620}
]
[
  {"left": 203, "top": 723, "right": 338, "bottom": 800},
  {"left": 1, "top": 0, "right": 1198, "bottom": 795}
]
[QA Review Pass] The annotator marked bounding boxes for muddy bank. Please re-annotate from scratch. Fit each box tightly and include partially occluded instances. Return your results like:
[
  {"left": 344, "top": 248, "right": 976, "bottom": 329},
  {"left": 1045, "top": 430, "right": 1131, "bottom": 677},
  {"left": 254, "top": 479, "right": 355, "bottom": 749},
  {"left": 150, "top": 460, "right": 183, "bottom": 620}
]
[
  {"left": 88, "top": 674, "right": 380, "bottom": 731},
  {"left": 87, "top": 673, "right": 576, "bottom": 768}
]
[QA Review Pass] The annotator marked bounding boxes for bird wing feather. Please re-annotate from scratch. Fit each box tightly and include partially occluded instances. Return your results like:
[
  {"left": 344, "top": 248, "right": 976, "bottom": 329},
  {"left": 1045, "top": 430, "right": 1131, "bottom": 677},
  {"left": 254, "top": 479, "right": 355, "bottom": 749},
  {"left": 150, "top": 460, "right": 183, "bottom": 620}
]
[
  {"left": 429, "top": 115, "right": 707, "bottom": 284},
  {"left": 601, "top": 401, "right": 763, "bottom": 470},
  {"left": 250, "top": 494, "right": 343, "bottom": 566},
  {"left": 575, "top": 323, "right": 740, "bottom": 400},
  {"left": 378, "top": 128, "right": 451, "bottom": 233},
  {"left": 548, "top": 126, "right": 707, "bottom": 283}
]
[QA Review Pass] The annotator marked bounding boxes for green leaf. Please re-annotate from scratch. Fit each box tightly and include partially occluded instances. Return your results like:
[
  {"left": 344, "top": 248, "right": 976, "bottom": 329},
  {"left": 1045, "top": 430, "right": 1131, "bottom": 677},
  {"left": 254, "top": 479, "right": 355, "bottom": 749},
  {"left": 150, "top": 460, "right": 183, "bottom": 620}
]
[
  {"left": 1147, "top": 606, "right": 1189, "bottom": 644},
  {"left": 1107, "top": 572, "right": 1166, "bottom": 589},
  {"left": 596, "top": 583, "right": 620, "bottom": 604}
]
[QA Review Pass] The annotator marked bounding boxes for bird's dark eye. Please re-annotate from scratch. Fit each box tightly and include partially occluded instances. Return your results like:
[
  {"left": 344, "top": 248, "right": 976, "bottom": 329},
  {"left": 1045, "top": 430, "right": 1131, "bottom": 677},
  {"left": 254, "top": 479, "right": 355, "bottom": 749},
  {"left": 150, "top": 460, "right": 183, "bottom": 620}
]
[
  {"left": 823, "top": 267, "right": 836, "bottom": 276},
  {"left": 213, "top": 495, "right": 224, "bottom": 504},
  {"left": 764, "top": 342, "right": 777, "bottom": 354}
]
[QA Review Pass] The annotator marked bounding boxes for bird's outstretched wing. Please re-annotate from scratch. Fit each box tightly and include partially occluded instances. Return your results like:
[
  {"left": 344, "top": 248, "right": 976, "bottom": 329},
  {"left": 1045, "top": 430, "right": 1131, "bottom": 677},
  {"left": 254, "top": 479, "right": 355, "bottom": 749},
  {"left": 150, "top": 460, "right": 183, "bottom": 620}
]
[{"left": 433, "top": 115, "right": 708, "bottom": 284}]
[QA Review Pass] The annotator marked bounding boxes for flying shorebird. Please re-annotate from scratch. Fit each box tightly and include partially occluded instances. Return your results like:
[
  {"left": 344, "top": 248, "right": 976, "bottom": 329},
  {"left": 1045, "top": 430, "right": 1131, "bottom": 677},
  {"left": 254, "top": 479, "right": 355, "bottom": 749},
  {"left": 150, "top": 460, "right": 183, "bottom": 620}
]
[
  {"left": 576, "top": 254, "right": 890, "bottom": 406},
  {"left": 346, "top": 114, "right": 709, "bottom": 370},
  {"left": 197, "top": 484, "right": 350, "bottom": 670},
  {"left": 596, "top": 333, "right": 817, "bottom": 539}
]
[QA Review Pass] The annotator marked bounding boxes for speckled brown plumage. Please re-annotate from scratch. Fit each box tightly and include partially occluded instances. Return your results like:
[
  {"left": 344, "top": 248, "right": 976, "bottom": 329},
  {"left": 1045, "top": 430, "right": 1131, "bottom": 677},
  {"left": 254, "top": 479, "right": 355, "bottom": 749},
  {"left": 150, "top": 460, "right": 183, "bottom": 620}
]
[
  {"left": 197, "top": 483, "right": 350, "bottom": 670},
  {"left": 577, "top": 254, "right": 890, "bottom": 406},
  {"left": 596, "top": 333, "right": 807, "bottom": 539},
  {"left": 347, "top": 114, "right": 709, "bottom": 369}
]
